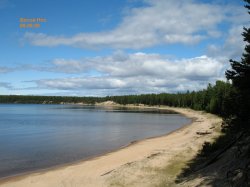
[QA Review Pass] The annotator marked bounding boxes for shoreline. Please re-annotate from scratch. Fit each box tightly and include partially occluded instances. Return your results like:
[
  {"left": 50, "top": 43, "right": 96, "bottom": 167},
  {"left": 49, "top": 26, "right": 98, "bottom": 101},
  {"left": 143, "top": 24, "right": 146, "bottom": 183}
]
[
  {"left": 0, "top": 112, "right": 192, "bottom": 182},
  {"left": 0, "top": 105, "right": 222, "bottom": 187},
  {"left": 0, "top": 104, "right": 190, "bottom": 181}
]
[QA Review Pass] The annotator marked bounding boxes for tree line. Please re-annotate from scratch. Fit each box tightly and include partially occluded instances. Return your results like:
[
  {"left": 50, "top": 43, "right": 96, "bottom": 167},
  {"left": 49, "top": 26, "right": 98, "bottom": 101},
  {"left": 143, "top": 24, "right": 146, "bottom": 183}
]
[
  {"left": 0, "top": 1, "right": 249, "bottom": 185},
  {"left": 107, "top": 80, "right": 234, "bottom": 117},
  {"left": 0, "top": 79, "right": 235, "bottom": 118},
  {"left": 0, "top": 95, "right": 105, "bottom": 104},
  {"left": 0, "top": 0, "right": 249, "bottom": 135}
]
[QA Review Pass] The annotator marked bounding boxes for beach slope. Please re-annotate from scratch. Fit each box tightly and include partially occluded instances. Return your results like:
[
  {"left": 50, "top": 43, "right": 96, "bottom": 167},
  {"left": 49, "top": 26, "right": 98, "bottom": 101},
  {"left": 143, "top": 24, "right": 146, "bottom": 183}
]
[{"left": 0, "top": 106, "right": 222, "bottom": 187}]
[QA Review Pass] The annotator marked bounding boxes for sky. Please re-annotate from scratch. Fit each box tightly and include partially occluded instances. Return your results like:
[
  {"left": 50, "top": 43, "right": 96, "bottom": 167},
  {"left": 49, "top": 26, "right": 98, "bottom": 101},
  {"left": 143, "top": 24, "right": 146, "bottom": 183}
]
[{"left": 0, "top": 0, "right": 248, "bottom": 96}]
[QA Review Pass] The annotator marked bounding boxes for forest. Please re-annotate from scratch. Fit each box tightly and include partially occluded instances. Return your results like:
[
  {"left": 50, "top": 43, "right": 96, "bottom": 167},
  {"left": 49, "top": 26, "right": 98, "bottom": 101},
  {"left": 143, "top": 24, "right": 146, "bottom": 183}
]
[
  {"left": 0, "top": 0, "right": 249, "bottom": 185},
  {"left": 0, "top": 80, "right": 234, "bottom": 118},
  {"left": 107, "top": 80, "right": 234, "bottom": 117},
  {"left": 0, "top": 95, "right": 104, "bottom": 104}
]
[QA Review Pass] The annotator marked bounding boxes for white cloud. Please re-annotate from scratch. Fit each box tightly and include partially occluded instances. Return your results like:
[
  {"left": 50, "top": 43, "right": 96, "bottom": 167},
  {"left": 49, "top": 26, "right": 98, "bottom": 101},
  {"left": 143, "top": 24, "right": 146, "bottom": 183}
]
[
  {"left": 31, "top": 52, "right": 225, "bottom": 95},
  {"left": 22, "top": 0, "right": 247, "bottom": 49},
  {"left": 8, "top": 0, "right": 248, "bottom": 96},
  {"left": 36, "top": 52, "right": 224, "bottom": 77}
]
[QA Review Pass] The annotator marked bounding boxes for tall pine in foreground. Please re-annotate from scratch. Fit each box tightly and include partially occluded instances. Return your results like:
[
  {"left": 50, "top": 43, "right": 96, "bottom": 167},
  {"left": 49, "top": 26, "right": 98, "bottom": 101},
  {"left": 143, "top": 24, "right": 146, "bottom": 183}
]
[{"left": 225, "top": 0, "right": 250, "bottom": 131}]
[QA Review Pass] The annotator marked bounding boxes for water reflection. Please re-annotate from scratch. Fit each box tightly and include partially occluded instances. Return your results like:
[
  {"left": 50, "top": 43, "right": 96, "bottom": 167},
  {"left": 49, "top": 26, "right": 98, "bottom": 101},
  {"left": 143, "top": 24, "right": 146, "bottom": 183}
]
[{"left": 0, "top": 104, "right": 190, "bottom": 179}]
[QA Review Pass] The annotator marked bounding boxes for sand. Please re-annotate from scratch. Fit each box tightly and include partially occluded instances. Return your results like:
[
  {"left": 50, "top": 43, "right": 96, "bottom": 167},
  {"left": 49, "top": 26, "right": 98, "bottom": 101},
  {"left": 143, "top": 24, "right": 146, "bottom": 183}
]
[{"left": 0, "top": 106, "right": 222, "bottom": 187}]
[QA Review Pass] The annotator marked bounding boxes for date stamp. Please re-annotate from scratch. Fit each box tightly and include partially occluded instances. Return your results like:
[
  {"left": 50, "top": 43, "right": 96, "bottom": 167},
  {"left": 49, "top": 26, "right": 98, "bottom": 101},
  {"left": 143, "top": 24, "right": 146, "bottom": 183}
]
[{"left": 19, "top": 18, "right": 47, "bottom": 28}]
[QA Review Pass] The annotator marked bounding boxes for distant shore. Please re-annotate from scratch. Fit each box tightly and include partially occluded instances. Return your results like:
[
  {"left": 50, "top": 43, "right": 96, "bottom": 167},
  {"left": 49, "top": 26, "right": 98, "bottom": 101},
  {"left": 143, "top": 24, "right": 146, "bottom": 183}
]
[{"left": 0, "top": 105, "right": 222, "bottom": 187}]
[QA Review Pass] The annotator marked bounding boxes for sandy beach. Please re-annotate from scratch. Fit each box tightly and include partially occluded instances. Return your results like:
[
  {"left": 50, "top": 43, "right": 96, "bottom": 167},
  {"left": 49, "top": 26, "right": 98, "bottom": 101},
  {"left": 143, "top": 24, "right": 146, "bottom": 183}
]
[{"left": 0, "top": 106, "right": 222, "bottom": 187}]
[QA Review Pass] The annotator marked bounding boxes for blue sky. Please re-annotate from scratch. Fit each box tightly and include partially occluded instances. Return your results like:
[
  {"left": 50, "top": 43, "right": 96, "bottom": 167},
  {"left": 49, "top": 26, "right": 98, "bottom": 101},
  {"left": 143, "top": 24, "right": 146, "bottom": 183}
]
[{"left": 0, "top": 0, "right": 248, "bottom": 96}]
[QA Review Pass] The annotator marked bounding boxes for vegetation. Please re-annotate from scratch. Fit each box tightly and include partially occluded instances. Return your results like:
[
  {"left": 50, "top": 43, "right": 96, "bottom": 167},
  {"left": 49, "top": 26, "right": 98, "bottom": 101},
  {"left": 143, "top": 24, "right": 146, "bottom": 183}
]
[
  {"left": 0, "top": 80, "right": 234, "bottom": 118},
  {"left": 176, "top": 1, "right": 250, "bottom": 186},
  {"left": 107, "top": 80, "right": 234, "bottom": 117},
  {"left": 0, "top": 1, "right": 249, "bottom": 186},
  {"left": 0, "top": 95, "right": 105, "bottom": 104},
  {"left": 225, "top": 1, "right": 250, "bottom": 131}
]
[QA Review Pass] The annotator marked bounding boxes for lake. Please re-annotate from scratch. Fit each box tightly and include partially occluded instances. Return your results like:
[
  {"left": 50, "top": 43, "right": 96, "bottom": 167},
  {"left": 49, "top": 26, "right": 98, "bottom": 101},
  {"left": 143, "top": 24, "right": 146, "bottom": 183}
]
[{"left": 0, "top": 104, "right": 191, "bottom": 179}]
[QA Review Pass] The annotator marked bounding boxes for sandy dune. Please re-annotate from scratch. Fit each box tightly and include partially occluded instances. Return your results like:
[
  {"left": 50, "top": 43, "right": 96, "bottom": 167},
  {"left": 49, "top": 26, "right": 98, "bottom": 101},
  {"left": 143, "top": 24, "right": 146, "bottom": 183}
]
[{"left": 0, "top": 106, "right": 222, "bottom": 187}]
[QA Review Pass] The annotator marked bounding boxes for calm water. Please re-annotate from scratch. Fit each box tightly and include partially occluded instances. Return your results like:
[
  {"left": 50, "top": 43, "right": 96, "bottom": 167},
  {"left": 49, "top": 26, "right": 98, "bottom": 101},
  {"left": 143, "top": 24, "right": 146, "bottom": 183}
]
[{"left": 0, "top": 104, "right": 191, "bottom": 178}]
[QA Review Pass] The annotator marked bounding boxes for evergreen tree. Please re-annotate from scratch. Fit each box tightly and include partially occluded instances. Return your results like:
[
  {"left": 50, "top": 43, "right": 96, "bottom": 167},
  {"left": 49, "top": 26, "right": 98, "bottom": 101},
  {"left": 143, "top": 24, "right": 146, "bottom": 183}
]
[{"left": 225, "top": 0, "right": 250, "bottom": 129}]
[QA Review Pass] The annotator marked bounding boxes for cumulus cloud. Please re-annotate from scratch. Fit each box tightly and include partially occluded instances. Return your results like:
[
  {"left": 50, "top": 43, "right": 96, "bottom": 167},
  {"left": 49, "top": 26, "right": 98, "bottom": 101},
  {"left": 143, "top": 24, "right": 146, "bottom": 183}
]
[
  {"left": 22, "top": 0, "right": 247, "bottom": 49},
  {"left": 49, "top": 52, "right": 224, "bottom": 78},
  {"left": 9, "top": 0, "right": 248, "bottom": 95},
  {"left": 30, "top": 52, "right": 225, "bottom": 95},
  {"left": 0, "top": 51, "right": 227, "bottom": 95}
]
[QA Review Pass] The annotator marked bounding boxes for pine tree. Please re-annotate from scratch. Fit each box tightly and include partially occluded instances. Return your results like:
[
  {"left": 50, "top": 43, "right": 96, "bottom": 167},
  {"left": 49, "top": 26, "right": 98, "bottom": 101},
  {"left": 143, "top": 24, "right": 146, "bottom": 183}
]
[{"left": 225, "top": 0, "right": 250, "bottom": 129}]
